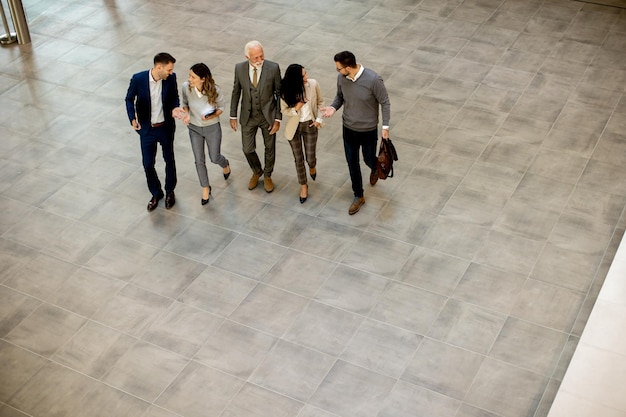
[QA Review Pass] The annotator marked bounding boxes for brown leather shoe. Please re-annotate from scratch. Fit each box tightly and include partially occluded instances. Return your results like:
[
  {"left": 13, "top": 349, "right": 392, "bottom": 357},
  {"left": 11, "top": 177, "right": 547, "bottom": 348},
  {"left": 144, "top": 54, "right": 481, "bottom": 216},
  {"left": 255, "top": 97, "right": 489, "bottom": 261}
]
[
  {"left": 348, "top": 196, "right": 365, "bottom": 215},
  {"left": 264, "top": 176, "right": 274, "bottom": 193},
  {"left": 165, "top": 192, "right": 176, "bottom": 209},
  {"left": 147, "top": 193, "right": 164, "bottom": 211},
  {"left": 370, "top": 170, "right": 378, "bottom": 186},
  {"left": 248, "top": 172, "right": 261, "bottom": 190}
]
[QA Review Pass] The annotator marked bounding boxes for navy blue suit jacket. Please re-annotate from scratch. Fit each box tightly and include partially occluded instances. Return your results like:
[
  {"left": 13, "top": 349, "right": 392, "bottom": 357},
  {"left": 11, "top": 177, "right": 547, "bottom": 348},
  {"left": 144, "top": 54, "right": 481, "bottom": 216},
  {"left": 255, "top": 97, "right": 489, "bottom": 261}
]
[{"left": 125, "top": 70, "right": 180, "bottom": 137}]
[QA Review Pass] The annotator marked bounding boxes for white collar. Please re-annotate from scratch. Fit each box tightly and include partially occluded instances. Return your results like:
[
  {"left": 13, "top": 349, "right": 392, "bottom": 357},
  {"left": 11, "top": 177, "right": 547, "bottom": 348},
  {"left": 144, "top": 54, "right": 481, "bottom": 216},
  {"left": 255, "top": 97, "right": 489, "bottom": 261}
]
[{"left": 347, "top": 64, "right": 364, "bottom": 82}]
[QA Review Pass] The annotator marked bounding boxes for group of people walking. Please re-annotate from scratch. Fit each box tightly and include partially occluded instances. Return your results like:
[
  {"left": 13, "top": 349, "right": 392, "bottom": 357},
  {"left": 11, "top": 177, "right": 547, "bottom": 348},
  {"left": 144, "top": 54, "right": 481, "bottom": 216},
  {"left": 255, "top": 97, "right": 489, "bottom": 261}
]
[{"left": 125, "top": 41, "right": 391, "bottom": 215}]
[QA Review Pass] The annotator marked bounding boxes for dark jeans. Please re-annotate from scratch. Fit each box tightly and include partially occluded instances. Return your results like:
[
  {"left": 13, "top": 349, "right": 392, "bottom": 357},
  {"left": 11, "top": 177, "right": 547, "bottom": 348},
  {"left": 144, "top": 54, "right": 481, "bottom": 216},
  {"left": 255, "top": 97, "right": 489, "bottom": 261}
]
[
  {"left": 140, "top": 125, "right": 177, "bottom": 197},
  {"left": 343, "top": 126, "right": 377, "bottom": 198}
]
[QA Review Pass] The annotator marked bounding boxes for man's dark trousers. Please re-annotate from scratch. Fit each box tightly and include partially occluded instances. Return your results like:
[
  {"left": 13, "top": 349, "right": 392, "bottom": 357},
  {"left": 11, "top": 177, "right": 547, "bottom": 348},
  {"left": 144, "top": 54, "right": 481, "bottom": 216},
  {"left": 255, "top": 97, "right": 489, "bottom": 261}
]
[
  {"left": 140, "top": 124, "right": 177, "bottom": 198},
  {"left": 343, "top": 125, "right": 377, "bottom": 198}
]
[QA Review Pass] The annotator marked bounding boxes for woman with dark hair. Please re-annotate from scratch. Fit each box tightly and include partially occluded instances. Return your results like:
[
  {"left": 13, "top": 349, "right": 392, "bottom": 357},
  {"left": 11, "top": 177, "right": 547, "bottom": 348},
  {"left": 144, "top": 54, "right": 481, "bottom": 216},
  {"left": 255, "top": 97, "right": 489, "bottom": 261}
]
[
  {"left": 280, "top": 64, "right": 324, "bottom": 203},
  {"left": 179, "top": 63, "right": 231, "bottom": 205}
]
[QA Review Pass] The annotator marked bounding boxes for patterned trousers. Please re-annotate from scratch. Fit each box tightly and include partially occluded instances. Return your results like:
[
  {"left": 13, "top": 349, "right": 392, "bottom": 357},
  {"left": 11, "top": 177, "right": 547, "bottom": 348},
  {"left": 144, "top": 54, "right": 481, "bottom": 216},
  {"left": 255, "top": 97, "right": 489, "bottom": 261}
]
[{"left": 288, "top": 121, "right": 318, "bottom": 185}]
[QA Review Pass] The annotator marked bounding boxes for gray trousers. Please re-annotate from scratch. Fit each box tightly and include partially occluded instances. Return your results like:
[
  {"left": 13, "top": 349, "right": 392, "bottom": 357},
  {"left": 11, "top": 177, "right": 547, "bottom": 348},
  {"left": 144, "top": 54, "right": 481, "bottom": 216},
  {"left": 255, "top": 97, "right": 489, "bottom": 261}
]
[
  {"left": 241, "top": 113, "right": 276, "bottom": 177},
  {"left": 188, "top": 123, "right": 228, "bottom": 188}
]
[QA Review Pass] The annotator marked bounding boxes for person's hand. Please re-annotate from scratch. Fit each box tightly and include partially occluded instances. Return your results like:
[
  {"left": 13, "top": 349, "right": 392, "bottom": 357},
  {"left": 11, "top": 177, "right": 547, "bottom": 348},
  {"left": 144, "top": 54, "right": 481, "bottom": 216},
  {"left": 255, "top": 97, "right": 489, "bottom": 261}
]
[
  {"left": 319, "top": 106, "right": 335, "bottom": 118},
  {"left": 310, "top": 121, "right": 321, "bottom": 128},
  {"left": 269, "top": 120, "right": 280, "bottom": 135},
  {"left": 131, "top": 119, "right": 141, "bottom": 130},
  {"left": 382, "top": 128, "right": 390, "bottom": 140},
  {"left": 230, "top": 119, "right": 238, "bottom": 132},
  {"left": 172, "top": 107, "right": 186, "bottom": 119},
  {"left": 183, "top": 114, "right": 190, "bottom": 125},
  {"left": 202, "top": 110, "right": 221, "bottom": 121}
]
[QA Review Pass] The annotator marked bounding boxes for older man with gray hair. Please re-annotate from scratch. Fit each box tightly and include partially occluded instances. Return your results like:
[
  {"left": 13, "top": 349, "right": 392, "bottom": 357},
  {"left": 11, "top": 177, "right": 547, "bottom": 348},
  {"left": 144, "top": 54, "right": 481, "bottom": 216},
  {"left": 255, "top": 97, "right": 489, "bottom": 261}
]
[{"left": 230, "top": 40, "right": 282, "bottom": 193}]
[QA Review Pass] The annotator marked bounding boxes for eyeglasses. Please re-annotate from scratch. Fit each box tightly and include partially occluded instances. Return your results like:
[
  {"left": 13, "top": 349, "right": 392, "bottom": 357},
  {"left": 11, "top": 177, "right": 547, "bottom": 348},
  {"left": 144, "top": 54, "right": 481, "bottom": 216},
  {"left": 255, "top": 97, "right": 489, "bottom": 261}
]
[{"left": 336, "top": 66, "right": 346, "bottom": 72}]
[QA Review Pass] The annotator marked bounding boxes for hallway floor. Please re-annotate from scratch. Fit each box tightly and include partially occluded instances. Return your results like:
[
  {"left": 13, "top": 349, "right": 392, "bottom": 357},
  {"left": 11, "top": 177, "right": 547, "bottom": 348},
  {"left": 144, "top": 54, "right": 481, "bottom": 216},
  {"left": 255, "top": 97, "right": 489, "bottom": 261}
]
[{"left": 1, "top": 1, "right": 626, "bottom": 416}]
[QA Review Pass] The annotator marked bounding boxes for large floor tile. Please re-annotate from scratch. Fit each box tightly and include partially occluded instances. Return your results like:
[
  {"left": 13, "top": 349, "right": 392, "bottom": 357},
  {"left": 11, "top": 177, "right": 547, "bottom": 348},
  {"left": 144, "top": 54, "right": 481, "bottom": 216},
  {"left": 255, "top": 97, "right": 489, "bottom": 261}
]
[
  {"left": 0, "top": 340, "right": 47, "bottom": 402},
  {"left": 8, "top": 362, "right": 98, "bottom": 417},
  {"left": 155, "top": 361, "right": 243, "bottom": 417},
  {"left": 465, "top": 358, "right": 549, "bottom": 417},
  {"left": 229, "top": 284, "right": 308, "bottom": 337},
  {"left": 4, "top": 304, "right": 85, "bottom": 357},
  {"left": 103, "top": 341, "right": 188, "bottom": 402},
  {"left": 433, "top": 296, "right": 506, "bottom": 351},
  {"left": 52, "top": 320, "right": 135, "bottom": 379},
  {"left": 251, "top": 340, "right": 335, "bottom": 401},
  {"left": 341, "top": 319, "right": 422, "bottom": 378},
  {"left": 92, "top": 284, "right": 172, "bottom": 337},
  {"left": 402, "top": 338, "right": 484, "bottom": 400},
  {"left": 220, "top": 383, "right": 303, "bottom": 417},
  {"left": 194, "top": 319, "right": 276, "bottom": 379},
  {"left": 284, "top": 300, "right": 363, "bottom": 356},
  {"left": 310, "top": 360, "right": 396, "bottom": 417},
  {"left": 142, "top": 301, "right": 222, "bottom": 357}
]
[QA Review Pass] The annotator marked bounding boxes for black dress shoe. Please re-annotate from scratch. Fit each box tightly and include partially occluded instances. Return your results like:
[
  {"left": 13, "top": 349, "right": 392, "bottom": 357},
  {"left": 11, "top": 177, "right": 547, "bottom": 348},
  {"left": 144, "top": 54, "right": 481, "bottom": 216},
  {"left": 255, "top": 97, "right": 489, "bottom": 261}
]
[
  {"left": 165, "top": 192, "right": 176, "bottom": 209},
  {"left": 147, "top": 193, "right": 163, "bottom": 211},
  {"left": 201, "top": 186, "right": 211, "bottom": 206}
]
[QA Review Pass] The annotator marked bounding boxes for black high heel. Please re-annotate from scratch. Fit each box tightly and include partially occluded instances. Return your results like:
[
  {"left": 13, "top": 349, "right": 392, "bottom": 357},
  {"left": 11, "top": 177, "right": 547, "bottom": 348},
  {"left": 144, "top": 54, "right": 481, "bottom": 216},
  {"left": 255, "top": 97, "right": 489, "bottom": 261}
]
[
  {"left": 201, "top": 186, "right": 212, "bottom": 205},
  {"left": 299, "top": 184, "right": 308, "bottom": 204},
  {"left": 223, "top": 165, "right": 231, "bottom": 180},
  {"left": 309, "top": 167, "right": 316, "bottom": 181}
]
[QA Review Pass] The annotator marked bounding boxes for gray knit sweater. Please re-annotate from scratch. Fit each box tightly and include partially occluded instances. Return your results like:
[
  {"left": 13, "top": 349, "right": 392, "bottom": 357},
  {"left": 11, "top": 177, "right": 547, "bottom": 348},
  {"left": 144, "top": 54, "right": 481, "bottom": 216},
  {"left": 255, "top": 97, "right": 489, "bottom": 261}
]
[
  {"left": 330, "top": 67, "right": 390, "bottom": 132},
  {"left": 181, "top": 82, "right": 225, "bottom": 127}
]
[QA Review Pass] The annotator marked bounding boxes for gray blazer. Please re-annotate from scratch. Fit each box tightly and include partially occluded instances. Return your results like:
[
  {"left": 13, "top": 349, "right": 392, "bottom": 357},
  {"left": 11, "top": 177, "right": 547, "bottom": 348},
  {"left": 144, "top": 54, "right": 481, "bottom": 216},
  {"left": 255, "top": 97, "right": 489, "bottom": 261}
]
[{"left": 230, "top": 60, "right": 282, "bottom": 127}]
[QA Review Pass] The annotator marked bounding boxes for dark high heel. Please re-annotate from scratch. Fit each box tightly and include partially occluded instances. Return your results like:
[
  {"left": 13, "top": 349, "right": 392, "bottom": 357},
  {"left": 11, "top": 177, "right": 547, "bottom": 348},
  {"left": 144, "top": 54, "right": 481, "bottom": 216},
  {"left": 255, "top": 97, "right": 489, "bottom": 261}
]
[
  {"left": 299, "top": 184, "right": 308, "bottom": 204},
  {"left": 223, "top": 164, "right": 231, "bottom": 180},
  {"left": 201, "top": 186, "right": 211, "bottom": 205},
  {"left": 309, "top": 167, "right": 316, "bottom": 181}
]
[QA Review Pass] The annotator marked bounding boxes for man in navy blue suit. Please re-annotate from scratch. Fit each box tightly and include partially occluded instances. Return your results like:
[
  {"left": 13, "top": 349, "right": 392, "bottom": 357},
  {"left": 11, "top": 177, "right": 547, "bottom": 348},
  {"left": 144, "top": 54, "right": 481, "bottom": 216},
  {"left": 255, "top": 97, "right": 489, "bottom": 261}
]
[{"left": 125, "top": 52, "right": 180, "bottom": 211}]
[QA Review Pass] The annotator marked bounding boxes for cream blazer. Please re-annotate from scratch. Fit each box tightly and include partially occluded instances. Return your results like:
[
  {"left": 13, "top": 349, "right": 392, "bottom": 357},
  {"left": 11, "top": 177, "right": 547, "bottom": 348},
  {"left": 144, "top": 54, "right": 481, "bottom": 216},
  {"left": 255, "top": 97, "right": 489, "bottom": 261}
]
[{"left": 280, "top": 78, "right": 324, "bottom": 141}]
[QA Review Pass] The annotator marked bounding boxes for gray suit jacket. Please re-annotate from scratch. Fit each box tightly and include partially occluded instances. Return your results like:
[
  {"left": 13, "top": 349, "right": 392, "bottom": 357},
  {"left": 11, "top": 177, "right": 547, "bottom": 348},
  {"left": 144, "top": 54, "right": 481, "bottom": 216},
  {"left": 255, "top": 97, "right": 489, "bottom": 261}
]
[{"left": 230, "top": 60, "right": 282, "bottom": 127}]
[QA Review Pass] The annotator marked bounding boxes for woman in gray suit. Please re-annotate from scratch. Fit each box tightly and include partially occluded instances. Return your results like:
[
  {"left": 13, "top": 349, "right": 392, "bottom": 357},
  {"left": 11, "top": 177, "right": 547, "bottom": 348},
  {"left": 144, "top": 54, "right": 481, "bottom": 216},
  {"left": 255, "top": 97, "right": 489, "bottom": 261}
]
[{"left": 280, "top": 64, "right": 324, "bottom": 203}]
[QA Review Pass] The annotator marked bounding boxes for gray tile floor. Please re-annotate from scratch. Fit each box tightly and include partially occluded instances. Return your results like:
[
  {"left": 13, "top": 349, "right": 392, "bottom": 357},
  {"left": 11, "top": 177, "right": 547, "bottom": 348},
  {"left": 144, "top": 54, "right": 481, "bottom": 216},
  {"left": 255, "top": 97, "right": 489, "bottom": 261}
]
[{"left": 1, "top": 0, "right": 625, "bottom": 416}]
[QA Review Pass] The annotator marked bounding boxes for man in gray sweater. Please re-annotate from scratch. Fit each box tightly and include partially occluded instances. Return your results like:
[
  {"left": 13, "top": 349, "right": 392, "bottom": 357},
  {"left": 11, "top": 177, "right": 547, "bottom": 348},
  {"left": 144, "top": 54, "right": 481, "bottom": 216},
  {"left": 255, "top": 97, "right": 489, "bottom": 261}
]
[{"left": 321, "top": 51, "right": 391, "bottom": 215}]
